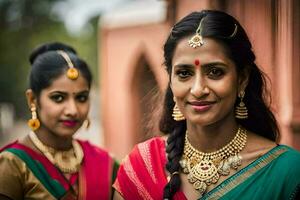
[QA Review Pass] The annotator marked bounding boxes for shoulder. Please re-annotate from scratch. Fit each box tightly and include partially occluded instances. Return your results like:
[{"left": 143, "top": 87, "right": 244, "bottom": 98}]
[
  {"left": 136, "top": 136, "right": 166, "bottom": 150},
  {"left": 126, "top": 136, "right": 166, "bottom": 160},
  {"left": 0, "top": 141, "right": 26, "bottom": 166},
  {"left": 277, "top": 145, "right": 300, "bottom": 164},
  {"left": 0, "top": 151, "right": 25, "bottom": 199},
  {"left": 0, "top": 150, "right": 21, "bottom": 163},
  {"left": 271, "top": 145, "right": 300, "bottom": 176}
]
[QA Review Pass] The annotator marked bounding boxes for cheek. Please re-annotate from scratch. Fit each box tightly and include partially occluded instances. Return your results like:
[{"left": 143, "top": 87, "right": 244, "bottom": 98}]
[
  {"left": 77, "top": 101, "right": 90, "bottom": 116},
  {"left": 38, "top": 105, "right": 60, "bottom": 120},
  {"left": 38, "top": 99, "right": 61, "bottom": 119},
  {"left": 211, "top": 77, "right": 238, "bottom": 101},
  {"left": 171, "top": 80, "right": 190, "bottom": 99}
]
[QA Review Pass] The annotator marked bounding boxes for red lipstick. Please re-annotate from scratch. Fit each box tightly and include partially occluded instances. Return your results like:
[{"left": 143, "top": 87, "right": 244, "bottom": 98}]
[{"left": 62, "top": 120, "right": 78, "bottom": 127}]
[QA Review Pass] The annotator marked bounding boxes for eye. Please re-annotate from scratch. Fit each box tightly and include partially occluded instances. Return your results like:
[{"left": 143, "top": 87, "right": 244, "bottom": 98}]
[
  {"left": 76, "top": 94, "right": 89, "bottom": 103},
  {"left": 50, "top": 94, "right": 64, "bottom": 103},
  {"left": 207, "top": 67, "right": 224, "bottom": 79},
  {"left": 176, "top": 69, "right": 193, "bottom": 79}
]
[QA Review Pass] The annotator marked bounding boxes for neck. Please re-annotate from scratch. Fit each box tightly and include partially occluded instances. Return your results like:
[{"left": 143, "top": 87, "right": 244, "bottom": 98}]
[
  {"left": 186, "top": 117, "right": 238, "bottom": 153},
  {"left": 33, "top": 127, "right": 73, "bottom": 151}
]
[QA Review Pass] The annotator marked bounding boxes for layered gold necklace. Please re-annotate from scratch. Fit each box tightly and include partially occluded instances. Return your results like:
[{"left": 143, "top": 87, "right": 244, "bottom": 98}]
[
  {"left": 180, "top": 126, "right": 247, "bottom": 196},
  {"left": 29, "top": 131, "right": 84, "bottom": 173}
]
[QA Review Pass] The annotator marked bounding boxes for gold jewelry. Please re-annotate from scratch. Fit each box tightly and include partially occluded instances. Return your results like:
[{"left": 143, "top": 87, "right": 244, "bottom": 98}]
[
  {"left": 235, "top": 91, "right": 248, "bottom": 119},
  {"left": 29, "top": 131, "right": 83, "bottom": 173},
  {"left": 180, "top": 126, "right": 247, "bottom": 196},
  {"left": 172, "top": 103, "right": 185, "bottom": 121},
  {"left": 188, "top": 18, "right": 205, "bottom": 48},
  {"left": 57, "top": 50, "right": 79, "bottom": 80},
  {"left": 188, "top": 18, "right": 238, "bottom": 49},
  {"left": 27, "top": 103, "right": 40, "bottom": 131}
]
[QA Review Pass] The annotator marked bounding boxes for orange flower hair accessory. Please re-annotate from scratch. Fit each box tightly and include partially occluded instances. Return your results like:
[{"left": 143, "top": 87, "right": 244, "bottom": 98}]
[{"left": 57, "top": 50, "right": 79, "bottom": 80}]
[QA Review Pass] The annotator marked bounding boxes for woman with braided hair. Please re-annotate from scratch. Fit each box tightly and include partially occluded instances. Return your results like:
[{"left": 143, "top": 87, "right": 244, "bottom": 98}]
[{"left": 113, "top": 10, "right": 300, "bottom": 199}]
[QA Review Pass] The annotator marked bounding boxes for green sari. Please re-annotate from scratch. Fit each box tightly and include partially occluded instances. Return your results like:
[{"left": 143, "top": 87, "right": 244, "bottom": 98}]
[{"left": 201, "top": 145, "right": 300, "bottom": 200}]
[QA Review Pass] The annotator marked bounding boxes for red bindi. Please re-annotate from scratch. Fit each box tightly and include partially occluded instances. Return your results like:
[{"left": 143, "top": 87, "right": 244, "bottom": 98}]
[{"left": 194, "top": 59, "right": 200, "bottom": 66}]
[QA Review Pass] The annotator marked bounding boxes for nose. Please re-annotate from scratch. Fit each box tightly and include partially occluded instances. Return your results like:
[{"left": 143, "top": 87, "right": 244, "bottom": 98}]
[
  {"left": 190, "top": 75, "right": 210, "bottom": 98},
  {"left": 65, "top": 99, "right": 79, "bottom": 117}
]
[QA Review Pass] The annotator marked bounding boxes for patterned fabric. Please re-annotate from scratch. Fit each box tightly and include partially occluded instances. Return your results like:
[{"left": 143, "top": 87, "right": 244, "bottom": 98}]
[
  {"left": 0, "top": 140, "right": 118, "bottom": 200},
  {"left": 113, "top": 137, "right": 300, "bottom": 200},
  {"left": 113, "top": 137, "right": 187, "bottom": 200}
]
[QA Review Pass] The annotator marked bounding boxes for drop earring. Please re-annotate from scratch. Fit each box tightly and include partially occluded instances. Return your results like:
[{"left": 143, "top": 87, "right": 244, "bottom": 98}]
[
  {"left": 235, "top": 91, "right": 248, "bottom": 119},
  {"left": 172, "top": 103, "right": 185, "bottom": 121},
  {"left": 27, "top": 103, "right": 40, "bottom": 131}
]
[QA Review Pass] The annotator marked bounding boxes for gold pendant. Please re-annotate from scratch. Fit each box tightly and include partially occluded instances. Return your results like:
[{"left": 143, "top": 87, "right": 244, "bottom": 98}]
[{"left": 188, "top": 33, "right": 204, "bottom": 48}]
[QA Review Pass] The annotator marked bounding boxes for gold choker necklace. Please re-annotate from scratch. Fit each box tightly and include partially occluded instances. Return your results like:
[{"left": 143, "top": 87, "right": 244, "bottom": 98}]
[
  {"left": 180, "top": 126, "right": 247, "bottom": 196},
  {"left": 29, "top": 131, "right": 83, "bottom": 173}
]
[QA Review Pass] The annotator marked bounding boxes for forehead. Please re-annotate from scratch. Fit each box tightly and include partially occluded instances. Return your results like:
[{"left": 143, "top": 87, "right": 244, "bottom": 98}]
[
  {"left": 42, "top": 74, "right": 89, "bottom": 93},
  {"left": 172, "top": 37, "right": 233, "bottom": 66}
]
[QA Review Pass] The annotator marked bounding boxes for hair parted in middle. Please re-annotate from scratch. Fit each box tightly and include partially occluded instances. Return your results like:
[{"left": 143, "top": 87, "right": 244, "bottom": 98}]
[{"left": 159, "top": 10, "right": 279, "bottom": 199}]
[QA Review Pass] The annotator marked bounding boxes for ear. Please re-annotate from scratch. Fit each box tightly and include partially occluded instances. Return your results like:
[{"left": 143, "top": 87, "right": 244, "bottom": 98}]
[
  {"left": 25, "top": 89, "right": 37, "bottom": 108},
  {"left": 238, "top": 66, "right": 251, "bottom": 93}
]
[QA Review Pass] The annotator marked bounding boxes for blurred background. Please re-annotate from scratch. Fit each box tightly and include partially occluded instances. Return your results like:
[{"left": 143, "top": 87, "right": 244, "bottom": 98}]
[{"left": 0, "top": 0, "right": 299, "bottom": 160}]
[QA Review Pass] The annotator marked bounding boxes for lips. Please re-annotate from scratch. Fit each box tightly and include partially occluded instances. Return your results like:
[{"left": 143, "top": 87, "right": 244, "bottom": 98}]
[
  {"left": 61, "top": 120, "right": 78, "bottom": 127},
  {"left": 189, "top": 100, "right": 216, "bottom": 112}
]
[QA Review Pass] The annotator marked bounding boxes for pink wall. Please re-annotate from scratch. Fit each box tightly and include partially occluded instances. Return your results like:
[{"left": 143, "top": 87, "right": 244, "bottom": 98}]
[{"left": 99, "top": 23, "right": 169, "bottom": 159}]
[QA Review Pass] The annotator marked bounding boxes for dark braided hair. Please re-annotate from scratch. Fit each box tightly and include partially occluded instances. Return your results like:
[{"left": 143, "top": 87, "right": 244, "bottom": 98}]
[{"left": 159, "top": 10, "right": 280, "bottom": 199}]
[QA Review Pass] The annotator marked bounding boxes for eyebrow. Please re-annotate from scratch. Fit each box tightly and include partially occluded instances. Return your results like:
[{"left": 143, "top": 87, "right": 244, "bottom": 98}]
[
  {"left": 174, "top": 61, "right": 227, "bottom": 69},
  {"left": 49, "top": 90, "right": 89, "bottom": 96}
]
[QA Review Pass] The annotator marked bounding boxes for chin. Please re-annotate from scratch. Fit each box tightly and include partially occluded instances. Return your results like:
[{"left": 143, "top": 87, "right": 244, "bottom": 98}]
[
  {"left": 187, "top": 115, "right": 219, "bottom": 126},
  {"left": 56, "top": 129, "right": 77, "bottom": 138}
]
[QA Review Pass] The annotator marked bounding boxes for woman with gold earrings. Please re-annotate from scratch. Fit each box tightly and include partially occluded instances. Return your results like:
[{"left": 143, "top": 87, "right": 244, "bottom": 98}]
[
  {"left": 0, "top": 42, "right": 118, "bottom": 200},
  {"left": 113, "top": 10, "right": 300, "bottom": 200}
]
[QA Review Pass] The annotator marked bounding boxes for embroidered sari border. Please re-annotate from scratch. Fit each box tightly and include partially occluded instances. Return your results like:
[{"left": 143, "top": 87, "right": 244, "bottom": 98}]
[
  {"left": 203, "top": 145, "right": 288, "bottom": 199},
  {"left": 5, "top": 148, "right": 66, "bottom": 198},
  {"left": 7, "top": 143, "right": 71, "bottom": 189}
]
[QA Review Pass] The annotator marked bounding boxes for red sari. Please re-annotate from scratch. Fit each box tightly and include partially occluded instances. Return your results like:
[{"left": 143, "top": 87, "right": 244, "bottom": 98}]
[{"left": 113, "top": 137, "right": 187, "bottom": 200}]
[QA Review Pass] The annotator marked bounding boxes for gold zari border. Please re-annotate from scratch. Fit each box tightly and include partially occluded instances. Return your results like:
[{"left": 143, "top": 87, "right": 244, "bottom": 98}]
[{"left": 206, "top": 147, "right": 287, "bottom": 199}]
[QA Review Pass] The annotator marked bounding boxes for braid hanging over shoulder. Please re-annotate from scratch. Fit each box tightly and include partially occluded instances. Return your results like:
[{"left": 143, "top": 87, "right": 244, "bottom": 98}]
[{"left": 163, "top": 121, "right": 186, "bottom": 199}]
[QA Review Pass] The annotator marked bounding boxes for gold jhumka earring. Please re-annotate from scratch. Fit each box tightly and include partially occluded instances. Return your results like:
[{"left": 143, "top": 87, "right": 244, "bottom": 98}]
[
  {"left": 27, "top": 103, "right": 40, "bottom": 131},
  {"left": 235, "top": 91, "right": 248, "bottom": 119},
  {"left": 172, "top": 103, "right": 185, "bottom": 121},
  {"left": 57, "top": 50, "right": 79, "bottom": 80}
]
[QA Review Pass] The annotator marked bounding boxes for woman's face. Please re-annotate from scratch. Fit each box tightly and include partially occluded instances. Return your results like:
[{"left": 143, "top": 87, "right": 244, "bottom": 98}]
[
  {"left": 171, "top": 38, "right": 245, "bottom": 126},
  {"left": 36, "top": 73, "right": 90, "bottom": 138}
]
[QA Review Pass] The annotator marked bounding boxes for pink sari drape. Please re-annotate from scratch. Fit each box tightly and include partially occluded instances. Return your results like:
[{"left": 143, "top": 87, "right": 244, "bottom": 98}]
[
  {"left": 78, "top": 140, "right": 114, "bottom": 200},
  {"left": 113, "top": 137, "right": 187, "bottom": 200}
]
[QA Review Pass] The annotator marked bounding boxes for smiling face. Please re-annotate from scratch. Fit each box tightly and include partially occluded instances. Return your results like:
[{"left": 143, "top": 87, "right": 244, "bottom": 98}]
[
  {"left": 171, "top": 37, "right": 247, "bottom": 126},
  {"left": 28, "top": 73, "right": 90, "bottom": 138}
]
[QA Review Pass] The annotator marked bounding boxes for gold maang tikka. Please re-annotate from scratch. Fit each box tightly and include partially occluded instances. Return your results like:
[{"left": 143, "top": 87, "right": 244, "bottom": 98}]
[
  {"left": 188, "top": 18, "right": 205, "bottom": 48},
  {"left": 188, "top": 18, "right": 238, "bottom": 48},
  {"left": 57, "top": 50, "right": 79, "bottom": 80}
]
